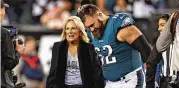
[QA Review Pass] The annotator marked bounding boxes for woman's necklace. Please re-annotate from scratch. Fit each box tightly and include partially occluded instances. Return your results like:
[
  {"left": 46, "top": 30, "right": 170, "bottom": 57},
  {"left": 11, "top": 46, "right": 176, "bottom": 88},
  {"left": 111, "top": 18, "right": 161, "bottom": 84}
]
[{"left": 69, "top": 45, "right": 78, "bottom": 57}]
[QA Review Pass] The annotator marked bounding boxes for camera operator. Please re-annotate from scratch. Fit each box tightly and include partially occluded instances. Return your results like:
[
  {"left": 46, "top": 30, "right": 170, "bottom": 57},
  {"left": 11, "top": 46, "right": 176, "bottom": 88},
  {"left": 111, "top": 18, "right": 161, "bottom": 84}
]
[{"left": 1, "top": 0, "right": 25, "bottom": 88}]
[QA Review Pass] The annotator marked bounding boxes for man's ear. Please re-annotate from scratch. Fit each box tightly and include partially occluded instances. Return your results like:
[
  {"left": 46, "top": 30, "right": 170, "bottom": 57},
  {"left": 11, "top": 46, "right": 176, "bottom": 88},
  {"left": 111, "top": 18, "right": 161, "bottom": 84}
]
[
  {"left": 99, "top": 12, "right": 102, "bottom": 16},
  {"left": 98, "top": 12, "right": 103, "bottom": 20}
]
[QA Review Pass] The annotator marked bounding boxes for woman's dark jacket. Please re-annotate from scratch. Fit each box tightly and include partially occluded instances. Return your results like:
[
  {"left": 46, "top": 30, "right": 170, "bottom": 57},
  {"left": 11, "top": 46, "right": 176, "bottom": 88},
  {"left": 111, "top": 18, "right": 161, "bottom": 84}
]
[{"left": 46, "top": 39, "right": 104, "bottom": 88}]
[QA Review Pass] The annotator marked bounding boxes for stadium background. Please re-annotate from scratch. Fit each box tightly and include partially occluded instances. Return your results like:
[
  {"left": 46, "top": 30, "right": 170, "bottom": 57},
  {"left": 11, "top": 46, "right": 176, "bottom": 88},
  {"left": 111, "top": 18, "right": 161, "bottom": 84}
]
[{"left": 1, "top": 0, "right": 179, "bottom": 88}]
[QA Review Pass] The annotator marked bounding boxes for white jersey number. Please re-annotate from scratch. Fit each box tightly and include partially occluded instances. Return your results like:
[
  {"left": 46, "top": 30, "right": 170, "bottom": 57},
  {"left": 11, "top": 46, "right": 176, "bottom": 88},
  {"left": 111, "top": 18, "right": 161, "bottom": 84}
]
[{"left": 95, "top": 45, "right": 116, "bottom": 65}]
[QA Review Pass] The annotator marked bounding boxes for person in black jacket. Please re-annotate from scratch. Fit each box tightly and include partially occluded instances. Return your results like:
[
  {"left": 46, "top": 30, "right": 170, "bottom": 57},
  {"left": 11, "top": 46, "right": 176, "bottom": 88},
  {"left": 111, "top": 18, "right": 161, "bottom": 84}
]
[
  {"left": 46, "top": 16, "right": 104, "bottom": 88},
  {"left": 156, "top": 11, "right": 179, "bottom": 88},
  {"left": 1, "top": 0, "right": 25, "bottom": 88},
  {"left": 146, "top": 11, "right": 179, "bottom": 88},
  {"left": 146, "top": 13, "right": 171, "bottom": 88}
]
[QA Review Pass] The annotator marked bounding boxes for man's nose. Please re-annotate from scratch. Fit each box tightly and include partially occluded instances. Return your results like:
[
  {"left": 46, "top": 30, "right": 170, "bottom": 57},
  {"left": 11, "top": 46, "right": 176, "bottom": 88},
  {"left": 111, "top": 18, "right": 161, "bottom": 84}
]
[{"left": 90, "top": 27, "right": 95, "bottom": 31}]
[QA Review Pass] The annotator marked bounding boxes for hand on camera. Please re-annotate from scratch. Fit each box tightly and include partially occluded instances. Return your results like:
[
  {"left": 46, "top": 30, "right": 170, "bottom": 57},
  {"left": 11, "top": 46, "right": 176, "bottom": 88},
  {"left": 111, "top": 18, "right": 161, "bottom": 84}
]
[{"left": 15, "top": 39, "right": 25, "bottom": 55}]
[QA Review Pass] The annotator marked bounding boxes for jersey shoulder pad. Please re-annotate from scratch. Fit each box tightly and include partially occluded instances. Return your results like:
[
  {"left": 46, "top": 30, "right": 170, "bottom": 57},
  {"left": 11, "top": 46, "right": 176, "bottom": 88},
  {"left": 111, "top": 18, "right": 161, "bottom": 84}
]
[{"left": 112, "top": 13, "right": 135, "bottom": 32}]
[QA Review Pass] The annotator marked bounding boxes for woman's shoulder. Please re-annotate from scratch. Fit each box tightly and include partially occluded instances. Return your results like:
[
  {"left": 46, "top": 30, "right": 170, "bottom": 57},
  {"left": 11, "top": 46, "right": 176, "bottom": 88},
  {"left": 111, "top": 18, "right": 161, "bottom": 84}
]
[
  {"left": 53, "top": 41, "right": 61, "bottom": 46},
  {"left": 87, "top": 43, "right": 94, "bottom": 47},
  {"left": 83, "top": 41, "right": 94, "bottom": 48},
  {"left": 53, "top": 41, "right": 62, "bottom": 45},
  {"left": 53, "top": 40, "right": 67, "bottom": 47}
]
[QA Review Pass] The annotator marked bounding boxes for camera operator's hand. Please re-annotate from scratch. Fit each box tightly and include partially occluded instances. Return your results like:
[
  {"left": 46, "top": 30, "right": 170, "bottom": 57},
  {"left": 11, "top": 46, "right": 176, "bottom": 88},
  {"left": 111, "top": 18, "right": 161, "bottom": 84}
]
[{"left": 15, "top": 39, "right": 25, "bottom": 55}]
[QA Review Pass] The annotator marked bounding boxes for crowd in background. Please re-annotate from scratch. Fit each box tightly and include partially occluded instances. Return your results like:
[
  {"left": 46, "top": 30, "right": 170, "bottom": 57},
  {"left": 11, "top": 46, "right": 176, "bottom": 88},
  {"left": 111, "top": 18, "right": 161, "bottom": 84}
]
[
  {"left": 2, "top": 0, "right": 179, "bottom": 30},
  {"left": 1, "top": 0, "right": 179, "bottom": 88}
]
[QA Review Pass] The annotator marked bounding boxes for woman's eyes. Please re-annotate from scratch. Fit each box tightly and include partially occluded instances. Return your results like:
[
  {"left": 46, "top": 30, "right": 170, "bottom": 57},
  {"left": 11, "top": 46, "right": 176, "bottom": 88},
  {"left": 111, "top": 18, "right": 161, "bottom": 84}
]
[{"left": 65, "top": 27, "right": 78, "bottom": 31}]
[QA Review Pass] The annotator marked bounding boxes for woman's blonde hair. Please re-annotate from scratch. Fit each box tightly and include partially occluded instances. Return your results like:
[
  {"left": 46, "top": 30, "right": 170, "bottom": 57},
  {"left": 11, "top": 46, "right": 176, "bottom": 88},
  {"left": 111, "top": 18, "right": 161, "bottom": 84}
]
[{"left": 61, "top": 16, "right": 89, "bottom": 43}]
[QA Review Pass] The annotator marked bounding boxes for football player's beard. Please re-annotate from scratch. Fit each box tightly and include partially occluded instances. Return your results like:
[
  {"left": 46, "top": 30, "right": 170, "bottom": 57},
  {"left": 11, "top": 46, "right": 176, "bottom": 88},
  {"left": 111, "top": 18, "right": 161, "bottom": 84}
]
[
  {"left": 91, "top": 29, "right": 100, "bottom": 38},
  {"left": 91, "top": 20, "right": 105, "bottom": 39}
]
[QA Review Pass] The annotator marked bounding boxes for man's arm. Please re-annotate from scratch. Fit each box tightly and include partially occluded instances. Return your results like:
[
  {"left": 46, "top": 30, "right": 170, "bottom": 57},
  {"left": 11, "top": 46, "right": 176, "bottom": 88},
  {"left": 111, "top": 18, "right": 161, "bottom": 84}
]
[
  {"left": 117, "top": 25, "right": 151, "bottom": 63},
  {"left": 146, "top": 46, "right": 163, "bottom": 88}
]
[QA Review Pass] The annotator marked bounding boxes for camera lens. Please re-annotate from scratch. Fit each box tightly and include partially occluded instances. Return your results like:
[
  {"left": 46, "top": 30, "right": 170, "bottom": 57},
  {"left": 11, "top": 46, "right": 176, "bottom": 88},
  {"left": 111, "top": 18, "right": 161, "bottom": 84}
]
[{"left": 18, "top": 38, "right": 23, "bottom": 45}]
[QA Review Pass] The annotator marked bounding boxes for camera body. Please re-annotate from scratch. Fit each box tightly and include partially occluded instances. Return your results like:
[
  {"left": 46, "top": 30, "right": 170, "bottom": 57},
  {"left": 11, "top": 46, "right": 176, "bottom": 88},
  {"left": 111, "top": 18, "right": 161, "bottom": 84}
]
[
  {"left": 12, "top": 71, "right": 26, "bottom": 88},
  {"left": 8, "top": 26, "right": 18, "bottom": 37},
  {"left": 2, "top": 26, "right": 24, "bottom": 47},
  {"left": 2, "top": 26, "right": 18, "bottom": 37}
]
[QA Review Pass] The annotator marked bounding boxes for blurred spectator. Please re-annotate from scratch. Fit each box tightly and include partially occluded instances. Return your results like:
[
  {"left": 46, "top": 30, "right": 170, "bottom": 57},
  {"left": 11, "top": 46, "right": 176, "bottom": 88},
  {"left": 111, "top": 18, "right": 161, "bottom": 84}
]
[
  {"left": 96, "top": 0, "right": 115, "bottom": 15},
  {"left": 133, "top": 0, "right": 155, "bottom": 18},
  {"left": 40, "top": 0, "right": 71, "bottom": 30},
  {"left": 70, "top": 0, "right": 81, "bottom": 16},
  {"left": 5, "top": 0, "right": 33, "bottom": 24},
  {"left": 32, "top": 0, "right": 52, "bottom": 24},
  {"left": 154, "top": 0, "right": 167, "bottom": 9},
  {"left": 113, "top": 0, "right": 132, "bottom": 15},
  {"left": 167, "top": 0, "right": 179, "bottom": 8},
  {"left": 19, "top": 36, "right": 45, "bottom": 88}
]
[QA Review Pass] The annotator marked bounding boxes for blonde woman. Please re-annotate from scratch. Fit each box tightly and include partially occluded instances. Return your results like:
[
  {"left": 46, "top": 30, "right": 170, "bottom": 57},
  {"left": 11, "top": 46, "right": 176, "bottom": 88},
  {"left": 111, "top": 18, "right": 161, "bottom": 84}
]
[{"left": 46, "top": 16, "right": 104, "bottom": 88}]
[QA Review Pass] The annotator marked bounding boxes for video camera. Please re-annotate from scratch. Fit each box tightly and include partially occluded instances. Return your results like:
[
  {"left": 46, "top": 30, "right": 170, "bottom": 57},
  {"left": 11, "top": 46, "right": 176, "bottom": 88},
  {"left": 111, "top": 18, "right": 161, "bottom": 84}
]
[{"left": 2, "top": 26, "right": 23, "bottom": 47}]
